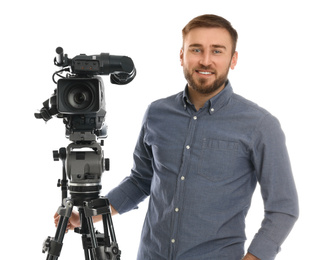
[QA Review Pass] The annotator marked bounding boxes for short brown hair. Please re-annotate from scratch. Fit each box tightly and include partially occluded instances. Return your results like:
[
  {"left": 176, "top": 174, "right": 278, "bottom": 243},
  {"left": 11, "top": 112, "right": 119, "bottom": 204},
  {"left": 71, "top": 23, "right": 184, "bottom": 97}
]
[{"left": 182, "top": 14, "right": 238, "bottom": 54}]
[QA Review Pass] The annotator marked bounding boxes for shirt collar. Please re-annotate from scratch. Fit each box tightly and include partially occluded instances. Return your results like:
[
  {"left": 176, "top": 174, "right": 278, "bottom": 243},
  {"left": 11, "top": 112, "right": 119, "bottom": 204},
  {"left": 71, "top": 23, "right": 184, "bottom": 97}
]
[{"left": 182, "top": 80, "right": 233, "bottom": 114}]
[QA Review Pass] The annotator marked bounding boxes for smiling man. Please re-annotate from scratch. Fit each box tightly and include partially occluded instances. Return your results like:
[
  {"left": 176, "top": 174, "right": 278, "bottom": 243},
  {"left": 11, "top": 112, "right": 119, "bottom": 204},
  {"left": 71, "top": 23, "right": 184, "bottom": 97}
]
[
  {"left": 59, "top": 14, "right": 299, "bottom": 260},
  {"left": 181, "top": 26, "right": 238, "bottom": 110}
]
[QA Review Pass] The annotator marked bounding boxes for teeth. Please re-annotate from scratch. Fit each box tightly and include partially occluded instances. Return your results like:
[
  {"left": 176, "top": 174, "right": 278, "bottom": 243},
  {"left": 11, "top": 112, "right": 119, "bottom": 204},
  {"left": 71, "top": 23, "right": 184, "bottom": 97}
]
[{"left": 198, "top": 71, "right": 212, "bottom": 75}]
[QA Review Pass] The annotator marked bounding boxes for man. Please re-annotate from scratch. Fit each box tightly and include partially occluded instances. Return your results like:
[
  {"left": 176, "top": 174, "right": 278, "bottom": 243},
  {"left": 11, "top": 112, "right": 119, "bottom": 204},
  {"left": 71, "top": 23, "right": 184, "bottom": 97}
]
[{"left": 56, "top": 14, "right": 299, "bottom": 259}]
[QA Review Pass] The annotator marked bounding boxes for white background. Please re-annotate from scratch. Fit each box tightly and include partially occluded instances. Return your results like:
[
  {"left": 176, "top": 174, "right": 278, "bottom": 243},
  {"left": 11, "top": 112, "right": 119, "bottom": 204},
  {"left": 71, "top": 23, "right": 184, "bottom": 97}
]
[{"left": 1, "top": 0, "right": 327, "bottom": 259}]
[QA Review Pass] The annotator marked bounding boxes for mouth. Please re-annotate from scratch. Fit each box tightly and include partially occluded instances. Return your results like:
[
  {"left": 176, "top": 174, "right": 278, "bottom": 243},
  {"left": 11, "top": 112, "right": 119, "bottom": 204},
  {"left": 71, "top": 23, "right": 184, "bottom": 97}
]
[{"left": 195, "top": 70, "right": 215, "bottom": 76}]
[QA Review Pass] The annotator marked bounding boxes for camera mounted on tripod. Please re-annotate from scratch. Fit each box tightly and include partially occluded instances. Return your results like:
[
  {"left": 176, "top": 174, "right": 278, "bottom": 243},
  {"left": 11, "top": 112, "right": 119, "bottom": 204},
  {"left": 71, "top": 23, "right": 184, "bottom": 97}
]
[{"left": 35, "top": 47, "right": 136, "bottom": 259}]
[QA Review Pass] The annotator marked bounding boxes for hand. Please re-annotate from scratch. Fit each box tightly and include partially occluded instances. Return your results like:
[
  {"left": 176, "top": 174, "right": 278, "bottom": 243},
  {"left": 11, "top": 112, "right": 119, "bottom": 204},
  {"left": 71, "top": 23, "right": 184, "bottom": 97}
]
[
  {"left": 242, "top": 252, "right": 260, "bottom": 260},
  {"left": 54, "top": 210, "right": 80, "bottom": 232},
  {"left": 53, "top": 205, "right": 118, "bottom": 232}
]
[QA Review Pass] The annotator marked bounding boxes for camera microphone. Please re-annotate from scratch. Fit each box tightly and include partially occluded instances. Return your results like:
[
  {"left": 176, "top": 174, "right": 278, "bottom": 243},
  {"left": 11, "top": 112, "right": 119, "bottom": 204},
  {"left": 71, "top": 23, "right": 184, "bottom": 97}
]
[{"left": 55, "top": 47, "right": 65, "bottom": 66}]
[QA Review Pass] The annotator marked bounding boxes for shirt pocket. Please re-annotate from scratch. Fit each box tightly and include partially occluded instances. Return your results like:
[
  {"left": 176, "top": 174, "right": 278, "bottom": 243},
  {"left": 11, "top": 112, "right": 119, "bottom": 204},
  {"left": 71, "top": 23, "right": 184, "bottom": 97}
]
[{"left": 197, "top": 138, "right": 238, "bottom": 182}]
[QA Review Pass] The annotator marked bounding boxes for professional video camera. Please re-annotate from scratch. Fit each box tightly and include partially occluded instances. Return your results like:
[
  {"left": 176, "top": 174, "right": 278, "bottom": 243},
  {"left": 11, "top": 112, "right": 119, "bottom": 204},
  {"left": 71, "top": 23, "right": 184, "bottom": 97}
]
[
  {"left": 35, "top": 47, "right": 136, "bottom": 260},
  {"left": 36, "top": 47, "right": 136, "bottom": 139}
]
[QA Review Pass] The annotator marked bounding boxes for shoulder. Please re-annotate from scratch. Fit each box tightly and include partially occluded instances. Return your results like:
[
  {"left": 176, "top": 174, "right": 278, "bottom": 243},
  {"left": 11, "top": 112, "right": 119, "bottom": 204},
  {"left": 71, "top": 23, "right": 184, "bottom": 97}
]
[
  {"left": 228, "top": 92, "right": 282, "bottom": 135},
  {"left": 230, "top": 92, "right": 271, "bottom": 117},
  {"left": 141, "top": 91, "right": 183, "bottom": 126},
  {"left": 147, "top": 91, "right": 184, "bottom": 113}
]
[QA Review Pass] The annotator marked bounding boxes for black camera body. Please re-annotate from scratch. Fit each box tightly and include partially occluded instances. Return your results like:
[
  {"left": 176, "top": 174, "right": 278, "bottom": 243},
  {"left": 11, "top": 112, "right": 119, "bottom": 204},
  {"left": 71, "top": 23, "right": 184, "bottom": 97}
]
[
  {"left": 57, "top": 76, "right": 107, "bottom": 138},
  {"left": 35, "top": 47, "right": 136, "bottom": 141}
]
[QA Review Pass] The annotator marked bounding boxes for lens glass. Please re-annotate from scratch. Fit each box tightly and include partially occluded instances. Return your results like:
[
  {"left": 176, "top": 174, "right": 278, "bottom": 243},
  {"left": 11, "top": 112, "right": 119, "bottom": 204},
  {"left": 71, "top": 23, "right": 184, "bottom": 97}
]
[
  {"left": 67, "top": 84, "right": 93, "bottom": 110},
  {"left": 74, "top": 92, "right": 86, "bottom": 104}
]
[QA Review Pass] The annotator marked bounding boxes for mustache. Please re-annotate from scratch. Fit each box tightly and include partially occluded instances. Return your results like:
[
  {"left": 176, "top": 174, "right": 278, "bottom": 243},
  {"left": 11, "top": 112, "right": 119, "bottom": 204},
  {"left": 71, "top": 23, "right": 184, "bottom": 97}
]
[
  {"left": 198, "top": 65, "right": 212, "bottom": 70},
  {"left": 194, "top": 65, "right": 215, "bottom": 72}
]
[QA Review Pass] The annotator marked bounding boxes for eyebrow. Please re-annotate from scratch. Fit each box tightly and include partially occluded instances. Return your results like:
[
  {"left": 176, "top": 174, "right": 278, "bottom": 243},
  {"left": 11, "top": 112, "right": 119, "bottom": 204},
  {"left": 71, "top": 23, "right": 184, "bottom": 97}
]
[{"left": 188, "top": 43, "right": 227, "bottom": 49}]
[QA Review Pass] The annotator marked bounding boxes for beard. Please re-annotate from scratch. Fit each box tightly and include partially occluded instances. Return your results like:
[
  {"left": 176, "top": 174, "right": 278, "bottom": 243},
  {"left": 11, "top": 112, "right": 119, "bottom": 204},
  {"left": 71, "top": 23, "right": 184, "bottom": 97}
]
[{"left": 183, "top": 65, "right": 229, "bottom": 95}]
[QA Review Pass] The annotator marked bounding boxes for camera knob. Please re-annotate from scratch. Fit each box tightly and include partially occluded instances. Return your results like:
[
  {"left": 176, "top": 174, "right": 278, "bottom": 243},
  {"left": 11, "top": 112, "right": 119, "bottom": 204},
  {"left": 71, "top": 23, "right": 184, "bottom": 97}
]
[
  {"left": 53, "top": 150, "right": 59, "bottom": 161},
  {"left": 105, "top": 158, "right": 110, "bottom": 171}
]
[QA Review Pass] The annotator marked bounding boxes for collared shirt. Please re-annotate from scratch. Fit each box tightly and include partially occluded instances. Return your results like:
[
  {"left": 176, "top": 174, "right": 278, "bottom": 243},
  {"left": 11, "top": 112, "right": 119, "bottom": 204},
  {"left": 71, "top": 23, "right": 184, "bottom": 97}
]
[{"left": 106, "top": 81, "right": 299, "bottom": 260}]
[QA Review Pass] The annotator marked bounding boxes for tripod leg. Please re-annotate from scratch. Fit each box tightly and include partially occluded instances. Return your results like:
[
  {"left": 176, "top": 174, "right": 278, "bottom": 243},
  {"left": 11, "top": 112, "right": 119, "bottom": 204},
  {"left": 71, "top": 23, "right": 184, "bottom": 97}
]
[
  {"left": 77, "top": 207, "right": 98, "bottom": 260},
  {"left": 86, "top": 213, "right": 98, "bottom": 259},
  {"left": 43, "top": 199, "right": 73, "bottom": 260},
  {"left": 103, "top": 210, "right": 117, "bottom": 243},
  {"left": 78, "top": 208, "right": 91, "bottom": 260},
  {"left": 76, "top": 198, "right": 121, "bottom": 260},
  {"left": 102, "top": 213, "right": 121, "bottom": 259}
]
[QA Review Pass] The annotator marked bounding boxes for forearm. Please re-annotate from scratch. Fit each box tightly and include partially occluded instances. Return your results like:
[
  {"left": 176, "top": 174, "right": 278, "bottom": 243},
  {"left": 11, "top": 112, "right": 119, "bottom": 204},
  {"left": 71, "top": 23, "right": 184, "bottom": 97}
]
[{"left": 243, "top": 252, "right": 260, "bottom": 260}]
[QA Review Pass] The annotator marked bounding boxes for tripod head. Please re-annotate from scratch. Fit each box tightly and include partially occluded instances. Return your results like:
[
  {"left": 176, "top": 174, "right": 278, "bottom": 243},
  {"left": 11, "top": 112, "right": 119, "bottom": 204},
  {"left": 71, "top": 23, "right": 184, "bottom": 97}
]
[{"left": 54, "top": 139, "right": 109, "bottom": 206}]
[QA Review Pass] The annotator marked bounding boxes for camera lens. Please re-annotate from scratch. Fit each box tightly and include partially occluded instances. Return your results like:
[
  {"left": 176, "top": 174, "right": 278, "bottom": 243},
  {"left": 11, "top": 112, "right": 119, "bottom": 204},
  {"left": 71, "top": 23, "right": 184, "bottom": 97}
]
[
  {"left": 67, "top": 85, "right": 93, "bottom": 109},
  {"left": 57, "top": 78, "right": 101, "bottom": 114}
]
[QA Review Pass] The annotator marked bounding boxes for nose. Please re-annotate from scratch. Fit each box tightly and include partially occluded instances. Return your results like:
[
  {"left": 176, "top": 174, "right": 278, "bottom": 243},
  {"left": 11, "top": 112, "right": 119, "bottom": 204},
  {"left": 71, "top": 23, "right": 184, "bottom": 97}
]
[{"left": 199, "top": 52, "right": 212, "bottom": 67}]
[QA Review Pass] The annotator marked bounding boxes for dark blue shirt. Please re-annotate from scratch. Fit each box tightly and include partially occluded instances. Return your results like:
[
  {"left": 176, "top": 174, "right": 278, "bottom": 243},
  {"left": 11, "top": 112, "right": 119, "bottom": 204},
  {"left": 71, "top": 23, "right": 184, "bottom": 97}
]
[{"left": 106, "top": 81, "right": 299, "bottom": 260}]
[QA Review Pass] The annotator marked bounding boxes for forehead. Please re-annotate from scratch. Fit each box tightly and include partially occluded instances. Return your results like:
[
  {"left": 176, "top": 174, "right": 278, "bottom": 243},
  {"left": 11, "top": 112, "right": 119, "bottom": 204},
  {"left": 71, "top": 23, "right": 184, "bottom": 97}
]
[{"left": 183, "top": 27, "right": 233, "bottom": 50}]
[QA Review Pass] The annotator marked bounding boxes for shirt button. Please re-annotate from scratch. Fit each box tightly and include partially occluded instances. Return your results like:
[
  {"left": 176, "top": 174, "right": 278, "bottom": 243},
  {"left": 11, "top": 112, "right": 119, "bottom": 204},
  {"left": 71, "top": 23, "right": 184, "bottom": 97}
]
[
  {"left": 186, "top": 145, "right": 190, "bottom": 150},
  {"left": 210, "top": 108, "right": 215, "bottom": 113},
  {"left": 181, "top": 176, "right": 185, "bottom": 181},
  {"left": 171, "top": 239, "right": 175, "bottom": 243},
  {"left": 193, "top": 116, "right": 197, "bottom": 120},
  {"left": 175, "top": 208, "right": 179, "bottom": 212}
]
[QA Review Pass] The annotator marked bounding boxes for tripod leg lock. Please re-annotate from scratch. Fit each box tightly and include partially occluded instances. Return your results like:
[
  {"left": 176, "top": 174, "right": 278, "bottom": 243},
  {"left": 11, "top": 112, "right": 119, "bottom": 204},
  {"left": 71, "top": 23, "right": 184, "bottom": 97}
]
[
  {"left": 101, "top": 241, "right": 121, "bottom": 260},
  {"left": 42, "top": 236, "right": 63, "bottom": 257},
  {"left": 57, "top": 199, "right": 73, "bottom": 217}
]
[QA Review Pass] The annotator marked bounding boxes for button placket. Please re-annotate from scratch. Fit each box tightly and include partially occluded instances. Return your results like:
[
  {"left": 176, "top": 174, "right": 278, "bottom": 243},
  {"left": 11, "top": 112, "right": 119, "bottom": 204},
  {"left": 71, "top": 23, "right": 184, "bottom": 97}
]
[{"left": 170, "top": 113, "right": 199, "bottom": 255}]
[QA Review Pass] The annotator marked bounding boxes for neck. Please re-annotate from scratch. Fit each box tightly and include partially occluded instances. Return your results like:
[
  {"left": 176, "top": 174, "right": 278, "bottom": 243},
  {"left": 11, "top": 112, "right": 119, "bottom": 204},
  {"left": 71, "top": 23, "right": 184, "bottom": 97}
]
[{"left": 187, "top": 83, "right": 225, "bottom": 111}]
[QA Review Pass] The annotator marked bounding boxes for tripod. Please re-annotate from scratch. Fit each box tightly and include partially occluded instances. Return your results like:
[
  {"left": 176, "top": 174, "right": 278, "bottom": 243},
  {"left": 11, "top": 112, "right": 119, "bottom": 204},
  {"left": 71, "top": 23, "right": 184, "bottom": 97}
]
[{"left": 42, "top": 143, "right": 121, "bottom": 260}]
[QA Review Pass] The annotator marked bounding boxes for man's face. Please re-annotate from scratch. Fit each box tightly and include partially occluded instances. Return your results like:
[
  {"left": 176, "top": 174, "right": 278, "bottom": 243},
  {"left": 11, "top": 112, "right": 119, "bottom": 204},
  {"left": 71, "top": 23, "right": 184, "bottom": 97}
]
[{"left": 180, "top": 27, "right": 238, "bottom": 95}]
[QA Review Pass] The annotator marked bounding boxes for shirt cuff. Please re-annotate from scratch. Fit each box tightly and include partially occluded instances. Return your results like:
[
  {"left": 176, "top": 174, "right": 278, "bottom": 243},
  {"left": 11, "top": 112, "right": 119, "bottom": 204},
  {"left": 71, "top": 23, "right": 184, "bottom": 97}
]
[
  {"left": 105, "top": 178, "right": 146, "bottom": 214},
  {"left": 248, "top": 232, "right": 281, "bottom": 260}
]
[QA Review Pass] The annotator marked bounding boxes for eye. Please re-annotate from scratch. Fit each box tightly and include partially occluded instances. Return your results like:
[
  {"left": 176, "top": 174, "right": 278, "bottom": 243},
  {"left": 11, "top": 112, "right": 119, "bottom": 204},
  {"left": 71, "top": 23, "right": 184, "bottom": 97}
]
[
  {"left": 213, "top": 50, "right": 222, "bottom": 54},
  {"left": 192, "top": 48, "right": 201, "bottom": 53}
]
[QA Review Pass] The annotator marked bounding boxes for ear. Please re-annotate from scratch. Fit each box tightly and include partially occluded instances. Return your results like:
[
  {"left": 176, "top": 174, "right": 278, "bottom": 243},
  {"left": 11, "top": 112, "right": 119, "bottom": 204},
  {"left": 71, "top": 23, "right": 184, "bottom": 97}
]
[
  {"left": 230, "top": 51, "right": 238, "bottom": 70},
  {"left": 180, "top": 48, "right": 184, "bottom": 66}
]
